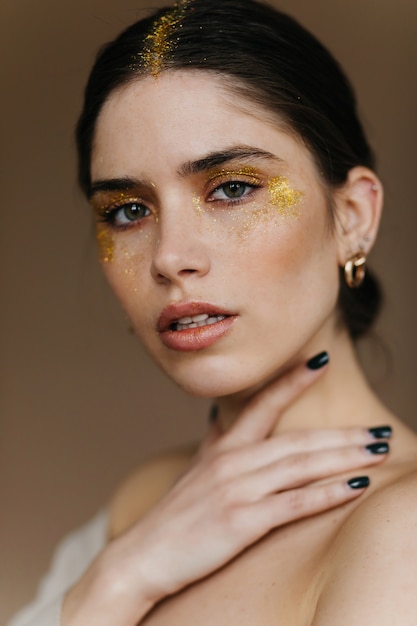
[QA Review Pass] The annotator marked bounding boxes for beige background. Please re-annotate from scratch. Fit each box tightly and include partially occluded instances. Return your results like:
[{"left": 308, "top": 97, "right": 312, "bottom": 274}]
[{"left": 1, "top": 0, "right": 416, "bottom": 622}]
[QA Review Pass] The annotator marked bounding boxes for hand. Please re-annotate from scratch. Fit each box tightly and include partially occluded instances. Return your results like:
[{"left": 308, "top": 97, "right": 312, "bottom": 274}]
[{"left": 63, "top": 353, "right": 390, "bottom": 625}]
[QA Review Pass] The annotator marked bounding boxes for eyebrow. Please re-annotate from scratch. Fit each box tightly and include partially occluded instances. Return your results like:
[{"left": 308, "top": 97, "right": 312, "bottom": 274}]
[
  {"left": 178, "top": 145, "right": 283, "bottom": 177},
  {"left": 89, "top": 145, "right": 284, "bottom": 198},
  {"left": 88, "top": 177, "right": 146, "bottom": 199}
]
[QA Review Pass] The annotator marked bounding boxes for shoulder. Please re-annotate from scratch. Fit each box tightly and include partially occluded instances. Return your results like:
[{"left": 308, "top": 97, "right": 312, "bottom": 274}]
[
  {"left": 314, "top": 470, "right": 417, "bottom": 625},
  {"left": 108, "top": 443, "right": 198, "bottom": 539}
]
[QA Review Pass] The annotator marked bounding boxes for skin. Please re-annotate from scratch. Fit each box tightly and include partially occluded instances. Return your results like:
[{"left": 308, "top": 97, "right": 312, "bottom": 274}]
[
  {"left": 64, "top": 72, "right": 417, "bottom": 625},
  {"left": 91, "top": 72, "right": 340, "bottom": 401}
]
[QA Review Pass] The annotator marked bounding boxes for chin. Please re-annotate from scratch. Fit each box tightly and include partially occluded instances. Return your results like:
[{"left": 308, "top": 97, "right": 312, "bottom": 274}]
[
  {"left": 175, "top": 376, "right": 244, "bottom": 398},
  {"left": 162, "top": 363, "right": 241, "bottom": 397},
  {"left": 156, "top": 353, "right": 285, "bottom": 400}
]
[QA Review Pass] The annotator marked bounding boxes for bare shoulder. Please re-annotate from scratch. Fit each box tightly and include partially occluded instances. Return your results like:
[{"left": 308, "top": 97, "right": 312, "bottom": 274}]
[
  {"left": 108, "top": 443, "right": 198, "bottom": 539},
  {"left": 314, "top": 470, "right": 417, "bottom": 625}
]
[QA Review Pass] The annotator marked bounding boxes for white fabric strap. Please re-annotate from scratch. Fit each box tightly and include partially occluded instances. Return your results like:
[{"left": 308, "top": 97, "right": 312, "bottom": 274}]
[{"left": 7, "top": 510, "right": 108, "bottom": 626}]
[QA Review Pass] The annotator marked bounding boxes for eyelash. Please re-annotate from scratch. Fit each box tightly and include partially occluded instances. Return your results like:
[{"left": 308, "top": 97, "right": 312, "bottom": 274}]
[
  {"left": 98, "top": 201, "right": 151, "bottom": 230},
  {"left": 207, "top": 180, "right": 262, "bottom": 206},
  {"left": 96, "top": 179, "right": 263, "bottom": 230}
]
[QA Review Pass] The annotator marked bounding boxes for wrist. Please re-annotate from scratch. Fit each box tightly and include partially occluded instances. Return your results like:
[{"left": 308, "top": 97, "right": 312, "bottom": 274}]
[{"left": 62, "top": 546, "right": 158, "bottom": 626}]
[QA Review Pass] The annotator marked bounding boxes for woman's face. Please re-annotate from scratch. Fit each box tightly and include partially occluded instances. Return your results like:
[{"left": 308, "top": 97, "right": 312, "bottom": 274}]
[{"left": 91, "top": 71, "right": 342, "bottom": 398}]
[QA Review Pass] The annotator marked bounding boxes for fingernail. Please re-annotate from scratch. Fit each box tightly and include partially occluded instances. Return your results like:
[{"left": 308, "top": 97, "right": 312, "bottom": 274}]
[
  {"left": 306, "top": 351, "right": 329, "bottom": 370},
  {"left": 208, "top": 404, "right": 218, "bottom": 424},
  {"left": 348, "top": 476, "right": 370, "bottom": 489},
  {"left": 365, "top": 442, "right": 389, "bottom": 455},
  {"left": 368, "top": 425, "right": 392, "bottom": 439}
]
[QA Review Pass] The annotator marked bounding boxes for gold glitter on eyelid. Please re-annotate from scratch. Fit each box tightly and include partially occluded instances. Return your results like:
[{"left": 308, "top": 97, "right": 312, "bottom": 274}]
[
  {"left": 267, "top": 176, "right": 303, "bottom": 217},
  {"left": 207, "top": 166, "right": 261, "bottom": 184},
  {"left": 96, "top": 225, "right": 115, "bottom": 263},
  {"left": 91, "top": 193, "right": 140, "bottom": 215},
  {"left": 141, "top": 0, "right": 190, "bottom": 77}
]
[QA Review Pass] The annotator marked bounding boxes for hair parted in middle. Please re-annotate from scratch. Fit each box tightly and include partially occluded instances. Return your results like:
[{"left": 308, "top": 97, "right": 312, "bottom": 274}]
[{"left": 76, "top": 0, "right": 382, "bottom": 339}]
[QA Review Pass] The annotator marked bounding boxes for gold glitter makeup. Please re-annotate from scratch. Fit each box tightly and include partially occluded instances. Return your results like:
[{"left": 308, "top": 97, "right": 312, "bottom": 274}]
[
  {"left": 267, "top": 176, "right": 303, "bottom": 217},
  {"left": 207, "top": 166, "right": 261, "bottom": 186},
  {"left": 192, "top": 191, "right": 203, "bottom": 215},
  {"left": 192, "top": 173, "right": 303, "bottom": 242},
  {"left": 119, "top": 241, "right": 145, "bottom": 281},
  {"left": 142, "top": 0, "right": 190, "bottom": 77},
  {"left": 96, "top": 225, "right": 115, "bottom": 263},
  {"left": 91, "top": 191, "right": 140, "bottom": 215}
]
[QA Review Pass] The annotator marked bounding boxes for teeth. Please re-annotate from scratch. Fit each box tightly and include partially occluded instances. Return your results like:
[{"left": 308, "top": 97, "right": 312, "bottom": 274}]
[
  {"left": 177, "top": 314, "right": 209, "bottom": 324},
  {"left": 206, "top": 316, "right": 225, "bottom": 324},
  {"left": 173, "top": 314, "right": 226, "bottom": 331}
]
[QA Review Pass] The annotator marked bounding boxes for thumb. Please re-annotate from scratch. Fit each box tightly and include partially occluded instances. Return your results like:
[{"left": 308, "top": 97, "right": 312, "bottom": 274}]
[{"left": 221, "top": 351, "right": 329, "bottom": 449}]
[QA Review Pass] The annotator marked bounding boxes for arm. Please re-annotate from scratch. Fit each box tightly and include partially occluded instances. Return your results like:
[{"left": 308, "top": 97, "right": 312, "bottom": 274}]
[
  {"left": 62, "top": 357, "right": 391, "bottom": 626},
  {"left": 313, "top": 475, "right": 417, "bottom": 625}
]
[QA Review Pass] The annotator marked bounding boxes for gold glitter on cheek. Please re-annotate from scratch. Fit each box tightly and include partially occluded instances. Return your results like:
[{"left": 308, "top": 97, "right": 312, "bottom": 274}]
[
  {"left": 192, "top": 192, "right": 203, "bottom": 215},
  {"left": 122, "top": 250, "right": 137, "bottom": 279},
  {"left": 189, "top": 175, "right": 303, "bottom": 243},
  {"left": 96, "top": 225, "right": 115, "bottom": 263},
  {"left": 117, "top": 237, "right": 151, "bottom": 296},
  {"left": 267, "top": 176, "right": 303, "bottom": 217}
]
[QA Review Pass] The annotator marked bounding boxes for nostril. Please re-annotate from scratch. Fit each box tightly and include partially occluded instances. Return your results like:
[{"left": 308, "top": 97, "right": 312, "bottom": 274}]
[{"left": 151, "top": 243, "right": 210, "bottom": 283}]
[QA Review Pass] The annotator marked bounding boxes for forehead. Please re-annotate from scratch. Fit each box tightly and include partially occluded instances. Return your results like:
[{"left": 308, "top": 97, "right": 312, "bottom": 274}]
[{"left": 92, "top": 71, "right": 312, "bottom": 180}]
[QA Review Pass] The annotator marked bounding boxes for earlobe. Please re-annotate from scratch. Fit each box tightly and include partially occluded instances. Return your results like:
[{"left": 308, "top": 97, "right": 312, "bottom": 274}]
[{"left": 334, "top": 166, "right": 383, "bottom": 267}]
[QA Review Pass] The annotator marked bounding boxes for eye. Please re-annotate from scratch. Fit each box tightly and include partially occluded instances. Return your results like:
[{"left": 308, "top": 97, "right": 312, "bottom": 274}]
[
  {"left": 103, "top": 202, "right": 151, "bottom": 227},
  {"left": 209, "top": 181, "right": 259, "bottom": 203}
]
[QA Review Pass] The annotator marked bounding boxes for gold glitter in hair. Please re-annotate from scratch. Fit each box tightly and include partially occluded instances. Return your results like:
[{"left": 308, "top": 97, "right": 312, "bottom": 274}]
[
  {"left": 142, "top": 0, "right": 190, "bottom": 77},
  {"left": 267, "top": 176, "right": 303, "bottom": 217},
  {"left": 96, "top": 225, "right": 115, "bottom": 263}
]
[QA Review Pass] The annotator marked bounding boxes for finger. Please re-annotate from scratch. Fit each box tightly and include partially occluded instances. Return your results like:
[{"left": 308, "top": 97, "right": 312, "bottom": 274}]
[
  {"left": 241, "top": 476, "right": 370, "bottom": 533},
  {"left": 216, "top": 425, "right": 391, "bottom": 476},
  {"left": 221, "top": 352, "right": 329, "bottom": 449},
  {"left": 234, "top": 443, "right": 388, "bottom": 501}
]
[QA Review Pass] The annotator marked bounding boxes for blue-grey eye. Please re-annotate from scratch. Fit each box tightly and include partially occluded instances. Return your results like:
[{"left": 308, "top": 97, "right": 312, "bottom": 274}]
[
  {"left": 222, "top": 182, "right": 247, "bottom": 198},
  {"left": 111, "top": 202, "right": 150, "bottom": 225}
]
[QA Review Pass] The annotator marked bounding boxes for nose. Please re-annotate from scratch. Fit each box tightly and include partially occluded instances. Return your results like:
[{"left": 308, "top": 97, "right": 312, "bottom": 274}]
[{"left": 150, "top": 202, "right": 210, "bottom": 285}]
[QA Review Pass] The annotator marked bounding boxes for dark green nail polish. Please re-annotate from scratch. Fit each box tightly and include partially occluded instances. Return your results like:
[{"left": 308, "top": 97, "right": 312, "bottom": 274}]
[
  {"left": 368, "top": 426, "right": 392, "bottom": 439},
  {"left": 306, "top": 351, "right": 329, "bottom": 370},
  {"left": 348, "top": 476, "right": 370, "bottom": 489},
  {"left": 366, "top": 442, "right": 389, "bottom": 455},
  {"left": 208, "top": 404, "right": 218, "bottom": 424}
]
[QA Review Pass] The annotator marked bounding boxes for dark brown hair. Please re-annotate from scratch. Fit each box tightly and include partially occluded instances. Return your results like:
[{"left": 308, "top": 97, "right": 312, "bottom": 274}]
[{"left": 76, "top": 0, "right": 382, "bottom": 339}]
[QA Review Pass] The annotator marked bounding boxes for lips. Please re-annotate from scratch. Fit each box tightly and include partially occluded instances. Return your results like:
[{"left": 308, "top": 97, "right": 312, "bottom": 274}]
[{"left": 157, "top": 302, "right": 237, "bottom": 351}]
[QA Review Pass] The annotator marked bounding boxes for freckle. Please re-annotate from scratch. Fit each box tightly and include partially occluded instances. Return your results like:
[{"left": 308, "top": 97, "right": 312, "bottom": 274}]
[{"left": 96, "top": 225, "right": 114, "bottom": 262}]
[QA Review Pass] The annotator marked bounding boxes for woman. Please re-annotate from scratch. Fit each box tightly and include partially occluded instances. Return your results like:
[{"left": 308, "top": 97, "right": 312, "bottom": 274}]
[{"left": 9, "top": 0, "right": 417, "bottom": 624}]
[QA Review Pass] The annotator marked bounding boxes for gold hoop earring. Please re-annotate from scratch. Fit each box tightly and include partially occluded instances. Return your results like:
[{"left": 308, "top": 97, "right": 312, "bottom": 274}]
[{"left": 344, "top": 254, "right": 366, "bottom": 288}]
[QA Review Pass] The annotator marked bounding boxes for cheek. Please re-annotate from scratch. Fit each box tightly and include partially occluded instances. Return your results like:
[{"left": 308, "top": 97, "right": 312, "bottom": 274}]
[
  {"left": 193, "top": 176, "right": 304, "bottom": 243},
  {"left": 229, "top": 199, "right": 339, "bottom": 309},
  {"left": 99, "top": 236, "right": 151, "bottom": 315},
  {"left": 96, "top": 225, "right": 115, "bottom": 263}
]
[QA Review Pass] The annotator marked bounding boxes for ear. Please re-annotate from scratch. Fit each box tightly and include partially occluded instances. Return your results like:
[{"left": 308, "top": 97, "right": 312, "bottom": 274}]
[{"left": 334, "top": 166, "right": 383, "bottom": 266}]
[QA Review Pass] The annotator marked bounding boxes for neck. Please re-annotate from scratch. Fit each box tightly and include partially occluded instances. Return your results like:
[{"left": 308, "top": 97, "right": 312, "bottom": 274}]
[{"left": 215, "top": 329, "right": 392, "bottom": 436}]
